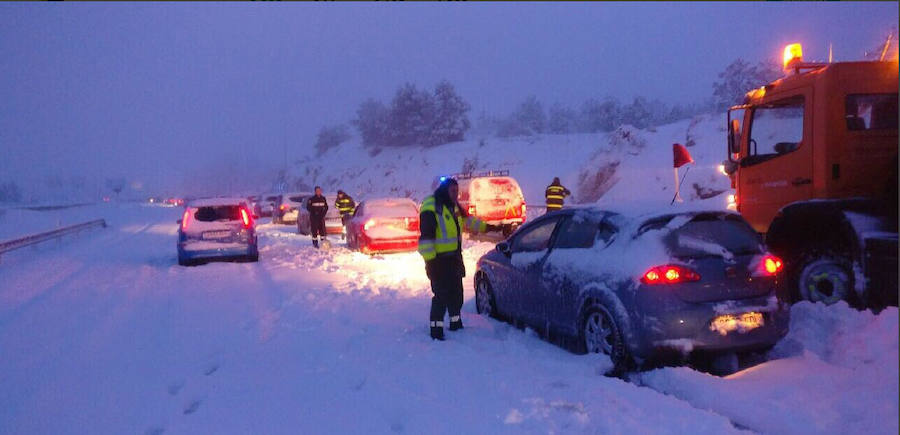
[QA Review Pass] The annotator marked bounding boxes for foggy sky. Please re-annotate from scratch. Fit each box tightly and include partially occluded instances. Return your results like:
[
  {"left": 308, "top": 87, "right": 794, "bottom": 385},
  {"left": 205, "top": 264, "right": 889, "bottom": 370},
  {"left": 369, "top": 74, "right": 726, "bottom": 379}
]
[{"left": 1, "top": 2, "right": 897, "bottom": 195}]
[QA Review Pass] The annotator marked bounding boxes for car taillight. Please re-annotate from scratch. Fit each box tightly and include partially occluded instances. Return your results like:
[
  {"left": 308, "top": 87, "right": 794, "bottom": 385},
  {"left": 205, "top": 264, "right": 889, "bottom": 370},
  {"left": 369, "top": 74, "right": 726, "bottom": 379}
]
[
  {"left": 408, "top": 217, "right": 419, "bottom": 231},
  {"left": 641, "top": 265, "right": 701, "bottom": 285},
  {"left": 520, "top": 203, "right": 526, "bottom": 216},
  {"left": 761, "top": 254, "right": 783, "bottom": 275},
  {"left": 280, "top": 204, "right": 286, "bottom": 211},
  {"left": 181, "top": 209, "right": 191, "bottom": 231},
  {"left": 364, "top": 219, "right": 376, "bottom": 231},
  {"left": 240, "top": 208, "right": 252, "bottom": 228},
  {"left": 467, "top": 205, "right": 476, "bottom": 216}
]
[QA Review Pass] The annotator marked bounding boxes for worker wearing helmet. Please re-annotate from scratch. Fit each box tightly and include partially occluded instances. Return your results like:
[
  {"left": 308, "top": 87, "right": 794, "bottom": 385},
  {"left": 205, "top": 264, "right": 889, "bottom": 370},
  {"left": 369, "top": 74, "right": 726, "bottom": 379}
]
[
  {"left": 335, "top": 190, "right": 356, "bottom": 239},
  {"left": 545, "top": 177, "right": 571, "bottom": 213},
  {"left": 418, "top": 178, "right": 499, "bottom": 341}
]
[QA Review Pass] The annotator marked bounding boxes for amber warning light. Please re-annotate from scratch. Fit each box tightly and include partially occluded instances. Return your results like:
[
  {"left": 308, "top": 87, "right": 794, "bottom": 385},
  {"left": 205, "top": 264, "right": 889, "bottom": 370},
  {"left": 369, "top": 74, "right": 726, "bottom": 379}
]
[{"left": 783, "top": 43, "right": 803, "bottom": 71}]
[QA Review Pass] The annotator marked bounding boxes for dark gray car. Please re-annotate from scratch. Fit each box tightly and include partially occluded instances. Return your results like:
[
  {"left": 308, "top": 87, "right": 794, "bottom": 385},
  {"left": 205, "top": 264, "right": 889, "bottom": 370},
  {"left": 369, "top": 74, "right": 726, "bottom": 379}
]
[{"left": 474, "top": 207, "right": 790, "bottom": 373}]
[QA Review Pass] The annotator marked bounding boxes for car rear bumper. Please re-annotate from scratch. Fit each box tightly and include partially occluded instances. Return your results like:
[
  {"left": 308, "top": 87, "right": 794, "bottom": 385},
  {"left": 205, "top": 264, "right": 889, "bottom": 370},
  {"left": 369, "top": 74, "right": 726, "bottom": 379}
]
[
  {"left": 360, "top": 238, "right": 418, "bottom": 254},
  {"left": 178, "top": 242, "right": 257, "bottom": 260},
  {"left": 632, "top": 293, "right": 789, "bottom": 359},
  {"left": 482, "top": 217, "right": 524, "bottom": 225},
  {"left": 325, "top": 222, "right": 344, "bottom": 234}
]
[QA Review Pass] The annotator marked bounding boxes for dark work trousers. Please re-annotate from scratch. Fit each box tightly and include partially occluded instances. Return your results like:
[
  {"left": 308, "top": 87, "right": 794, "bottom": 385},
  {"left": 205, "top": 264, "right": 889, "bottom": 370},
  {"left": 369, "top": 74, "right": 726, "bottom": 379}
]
[
  {"left": 341, "top": 213, "right": 351, "bottom": 232},
  {"left": 310, "top": 215, "right": 327, "bottom": 242},
  {"left": 428, "top": 255, "right": 465, "bottom": 324}
]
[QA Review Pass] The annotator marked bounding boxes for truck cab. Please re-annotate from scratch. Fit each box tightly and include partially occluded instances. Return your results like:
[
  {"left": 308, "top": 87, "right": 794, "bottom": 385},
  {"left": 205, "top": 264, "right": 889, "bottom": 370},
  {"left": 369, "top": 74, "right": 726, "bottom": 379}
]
[{"left": 724, "top": 44, "right": 898, "bottom": 309}]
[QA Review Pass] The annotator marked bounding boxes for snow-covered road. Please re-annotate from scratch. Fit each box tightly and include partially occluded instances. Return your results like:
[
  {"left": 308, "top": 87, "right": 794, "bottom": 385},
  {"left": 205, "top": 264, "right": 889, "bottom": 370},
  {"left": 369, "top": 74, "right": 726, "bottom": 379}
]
[{"left": 1, "top": 204, "right": 896, "bottom": 434}]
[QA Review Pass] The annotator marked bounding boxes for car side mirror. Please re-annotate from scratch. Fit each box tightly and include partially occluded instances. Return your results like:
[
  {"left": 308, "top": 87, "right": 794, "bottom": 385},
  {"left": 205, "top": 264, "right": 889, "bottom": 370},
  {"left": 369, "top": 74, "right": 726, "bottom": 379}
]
[{"left": 496, "top": 241, "right": 511, "bottom": 257}]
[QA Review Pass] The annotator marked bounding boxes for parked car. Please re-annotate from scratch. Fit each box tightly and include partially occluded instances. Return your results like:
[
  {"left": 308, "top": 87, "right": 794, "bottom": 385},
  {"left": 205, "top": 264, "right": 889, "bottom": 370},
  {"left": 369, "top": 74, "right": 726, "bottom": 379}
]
[
  {"left": 255, "top": 193, "right": 282, "bottom": 218},
  {"left": 247, "top": 194, "right": 260, "bottom": 212},
  {"left": 474, "top": 207, "right": 789, "bottom": 373},
  {"left": 273, "top": 192, "right": 311, "bottom": 224},
  {"left": 165, "top": 197, "right": 185, "bottom": 207},
  {"left": 297, "top": 193, "right": 344, "bottom": 236},
  {"left": 453, "top": 170, "right": 526, "bottom": 237},
  {"left": 346, "top": 198, "right": 420, "bottom": 254},
  {"left": 177, "top": 197, "right": 259, "bottom": 266}
]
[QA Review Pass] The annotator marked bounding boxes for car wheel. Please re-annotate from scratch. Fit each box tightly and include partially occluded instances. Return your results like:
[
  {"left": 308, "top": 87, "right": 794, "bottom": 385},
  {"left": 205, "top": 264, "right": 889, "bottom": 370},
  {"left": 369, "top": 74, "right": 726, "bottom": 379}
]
[
  {"left": 580, "top": 304, "right": 629, "bottom": 373},
  {"left": 797, "top": 254, "right": 854, "bottom": 306},
  {"left": 248, "top": 253, "right": 259, "bottom": 262},
  {"left": 475, "top": 275, "right": 498, "bottom": 318}
]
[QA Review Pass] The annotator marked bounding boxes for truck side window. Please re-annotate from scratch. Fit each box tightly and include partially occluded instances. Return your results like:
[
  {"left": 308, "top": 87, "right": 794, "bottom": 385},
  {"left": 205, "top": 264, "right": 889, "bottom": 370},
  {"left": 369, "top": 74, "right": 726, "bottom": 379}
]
[
  {"left": 845, "top": 94, "right": 899, "bottom": 131},
  {"left": 745, "top": 95, "right": 804, "bottom": 165}
]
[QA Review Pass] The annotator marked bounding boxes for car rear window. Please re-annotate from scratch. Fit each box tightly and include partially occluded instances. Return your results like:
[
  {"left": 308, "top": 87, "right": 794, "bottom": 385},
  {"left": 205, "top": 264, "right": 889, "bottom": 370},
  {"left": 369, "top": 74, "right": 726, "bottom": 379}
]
[
  {"left": 194, "top": 206, "right": 242, "bottom": 222},
  {"left": 289, "top": 195, "right": 305, "bottom": 202},
  {"left": 470, "top": 177, "right": 523, "bottom": 201},
  {"left": 367, "top": 202, "right": 417, "bottom": 218},
  {"left": 663, "top": 214, "right": 762, "bottom": 257}
]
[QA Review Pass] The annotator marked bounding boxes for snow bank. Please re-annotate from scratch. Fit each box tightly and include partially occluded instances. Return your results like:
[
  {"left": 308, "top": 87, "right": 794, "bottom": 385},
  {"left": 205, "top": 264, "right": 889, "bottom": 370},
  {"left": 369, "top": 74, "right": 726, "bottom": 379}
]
[{"left": 637, "top": 302, "right": 899, "bottom": 435}]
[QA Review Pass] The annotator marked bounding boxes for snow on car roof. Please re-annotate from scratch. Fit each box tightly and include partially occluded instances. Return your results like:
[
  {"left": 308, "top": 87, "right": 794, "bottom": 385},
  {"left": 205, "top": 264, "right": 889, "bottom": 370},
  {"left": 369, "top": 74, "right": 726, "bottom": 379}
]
[
  {"left": 187, "top": 197, "right": 248, "bottom": 207},
  {"left": 365, "top": 197, "right": 417, "bottom": 207},
  {"left": 565, "top": 201, "right": 740, "bottom": 223}
]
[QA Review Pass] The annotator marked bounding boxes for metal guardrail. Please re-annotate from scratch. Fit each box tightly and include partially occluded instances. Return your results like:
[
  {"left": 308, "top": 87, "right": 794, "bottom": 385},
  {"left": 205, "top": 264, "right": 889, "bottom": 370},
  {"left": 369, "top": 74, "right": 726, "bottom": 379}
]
[{"left": 0, "top": 219, "right": 107, "bottom": 261}]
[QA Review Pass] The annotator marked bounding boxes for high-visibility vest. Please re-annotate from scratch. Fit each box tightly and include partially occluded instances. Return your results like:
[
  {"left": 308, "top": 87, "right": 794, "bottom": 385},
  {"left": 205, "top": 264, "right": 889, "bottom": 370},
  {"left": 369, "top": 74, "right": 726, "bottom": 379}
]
[
  {"left": 545, "top": 185, "right": 568, "bottom": 209},
  {"left": 336, "top": 197, "right": 354, "bottom": 214},
  {"left": 418, "top": 195, "right": 486, "bottom": 261}
]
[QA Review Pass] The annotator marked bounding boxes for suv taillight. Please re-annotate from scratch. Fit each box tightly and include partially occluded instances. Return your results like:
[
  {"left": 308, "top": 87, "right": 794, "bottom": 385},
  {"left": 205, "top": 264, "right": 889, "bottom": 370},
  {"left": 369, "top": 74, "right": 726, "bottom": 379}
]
[
  {"left": 467, "top": 205, "right": 476, "bottom": 216},
  {"left": 240, "top": 208, "right": 252, "bottom": 228},
  {"left": 181, "top": 209, "right": 191, "bottom": 231},
  {"left": 641, "top": 265, "right": 701, "bottom": 285}
]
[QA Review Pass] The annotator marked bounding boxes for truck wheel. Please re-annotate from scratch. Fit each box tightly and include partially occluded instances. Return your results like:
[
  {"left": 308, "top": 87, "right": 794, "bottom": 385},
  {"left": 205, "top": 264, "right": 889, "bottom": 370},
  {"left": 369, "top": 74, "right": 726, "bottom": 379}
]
[{"left": 797, "top": 254, "right": 854, "bottom": 306}]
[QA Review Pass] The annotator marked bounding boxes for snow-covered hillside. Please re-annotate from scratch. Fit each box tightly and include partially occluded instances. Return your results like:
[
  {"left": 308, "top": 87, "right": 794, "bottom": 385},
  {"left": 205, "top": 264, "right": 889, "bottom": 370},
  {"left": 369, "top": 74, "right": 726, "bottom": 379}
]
[{"left": 288, "top": 115, "right": 732, "bottom": 210}]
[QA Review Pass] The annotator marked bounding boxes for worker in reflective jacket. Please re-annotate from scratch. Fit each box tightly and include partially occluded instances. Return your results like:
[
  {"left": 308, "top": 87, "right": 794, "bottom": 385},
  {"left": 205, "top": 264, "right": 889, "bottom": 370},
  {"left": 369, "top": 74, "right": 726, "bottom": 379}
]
[
  {"left": 545, "top": 177, "right": 571, "bottom": 213},
  {"left": 335, "top": 190, "right": 355, "bottom": 239},
  {"left": 418, "top": 178, "right": 498, "bottom": 340},
  {"left": 306, "top": 186, "right": 329, "bottom": 248}
]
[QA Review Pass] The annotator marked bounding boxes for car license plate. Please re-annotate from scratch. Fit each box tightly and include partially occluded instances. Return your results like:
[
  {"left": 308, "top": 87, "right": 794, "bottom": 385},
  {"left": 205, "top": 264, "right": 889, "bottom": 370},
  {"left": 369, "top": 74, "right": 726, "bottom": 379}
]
[
  {"left": 709, "top": 312, "right": 764, "bottom": 336},
  {"left": 203, "top": 230, "right": 231, "bottom": 240}
]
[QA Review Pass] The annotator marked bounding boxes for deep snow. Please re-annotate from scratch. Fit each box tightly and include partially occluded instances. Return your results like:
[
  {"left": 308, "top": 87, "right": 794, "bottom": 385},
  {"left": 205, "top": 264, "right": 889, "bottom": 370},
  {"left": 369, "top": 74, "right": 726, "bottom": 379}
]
[
  {"left": 1, "top": 203, "right": 896, "bottom": 434},
  {"left": 1, "top": 117, "right": 897, "bottom": 434}
]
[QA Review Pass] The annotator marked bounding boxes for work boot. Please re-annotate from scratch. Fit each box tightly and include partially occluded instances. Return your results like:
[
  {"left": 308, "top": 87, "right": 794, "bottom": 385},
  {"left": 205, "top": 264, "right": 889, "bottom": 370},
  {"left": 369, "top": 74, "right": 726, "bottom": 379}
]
[
  {"left": 449, "top": 315, "right": 463, "bottom": 331},
  {"left": 312, "top": 238, "right": 319, "bottom": 248},
  {"left": 430, "top": 321, "right": 445, "bottom": 341}
]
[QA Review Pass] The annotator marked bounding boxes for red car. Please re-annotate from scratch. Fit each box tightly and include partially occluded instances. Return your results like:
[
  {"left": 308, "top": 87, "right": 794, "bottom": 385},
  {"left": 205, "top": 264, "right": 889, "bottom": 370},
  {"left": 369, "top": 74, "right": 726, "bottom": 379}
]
[{"left": 346, "top": 198, "right": 420, "bottom": 254}]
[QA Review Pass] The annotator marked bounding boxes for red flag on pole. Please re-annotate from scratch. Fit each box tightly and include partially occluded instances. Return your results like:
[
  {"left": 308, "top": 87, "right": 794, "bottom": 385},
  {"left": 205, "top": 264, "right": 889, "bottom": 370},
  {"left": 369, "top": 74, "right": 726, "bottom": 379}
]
[{"left": 673, "top": 143, "right": 694, "bottom": 168}]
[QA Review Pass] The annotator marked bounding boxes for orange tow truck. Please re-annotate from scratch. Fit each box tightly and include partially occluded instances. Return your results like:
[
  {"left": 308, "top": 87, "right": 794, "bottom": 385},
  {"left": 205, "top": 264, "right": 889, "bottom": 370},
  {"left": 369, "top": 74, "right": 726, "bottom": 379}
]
[{"left": 723, "top": 43, "right": 898, "bottom": 309}]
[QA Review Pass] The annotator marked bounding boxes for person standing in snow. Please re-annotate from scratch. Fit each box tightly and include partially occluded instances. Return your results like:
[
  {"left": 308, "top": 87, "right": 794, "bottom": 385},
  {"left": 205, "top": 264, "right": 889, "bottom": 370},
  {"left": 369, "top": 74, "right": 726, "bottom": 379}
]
[
  {"left": 544, "top": 177, "right": 571, "bottom": 213},
  {"left": 335, "top": 190, "right": 356, "bottom": 239},
  {"left": 418, "top": 178, "right": 499, "bottom": 341},
  {"left": 306, "top": 186, "right": 329, "bottom": 248}
]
